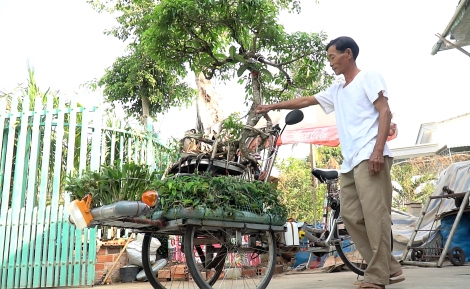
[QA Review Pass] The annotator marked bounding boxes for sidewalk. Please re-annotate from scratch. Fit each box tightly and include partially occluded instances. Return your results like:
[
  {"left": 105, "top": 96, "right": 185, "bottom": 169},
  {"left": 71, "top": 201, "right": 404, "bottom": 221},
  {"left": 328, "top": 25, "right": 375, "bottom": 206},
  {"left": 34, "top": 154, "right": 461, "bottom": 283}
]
[{"left": 84, "top": 264, "right": 470, "bottom": 289}]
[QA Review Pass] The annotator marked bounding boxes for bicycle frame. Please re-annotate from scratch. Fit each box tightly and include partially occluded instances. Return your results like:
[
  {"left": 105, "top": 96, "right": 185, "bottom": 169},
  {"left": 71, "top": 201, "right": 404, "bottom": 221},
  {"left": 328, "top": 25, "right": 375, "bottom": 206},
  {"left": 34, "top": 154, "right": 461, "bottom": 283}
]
[
  {"left": 262, "top": 127, "right": 282, "bottom": 183},
  {"left": 316, "top": 178, "right": 341, "bottom": 246}
]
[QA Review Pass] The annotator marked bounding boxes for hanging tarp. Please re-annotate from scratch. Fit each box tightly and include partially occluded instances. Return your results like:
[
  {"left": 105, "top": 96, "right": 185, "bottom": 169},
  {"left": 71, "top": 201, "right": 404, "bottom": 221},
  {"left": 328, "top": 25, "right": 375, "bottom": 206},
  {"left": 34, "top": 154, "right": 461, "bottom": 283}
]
[{"left": 255, "top": 105, "right": 397, "bottom": 147}]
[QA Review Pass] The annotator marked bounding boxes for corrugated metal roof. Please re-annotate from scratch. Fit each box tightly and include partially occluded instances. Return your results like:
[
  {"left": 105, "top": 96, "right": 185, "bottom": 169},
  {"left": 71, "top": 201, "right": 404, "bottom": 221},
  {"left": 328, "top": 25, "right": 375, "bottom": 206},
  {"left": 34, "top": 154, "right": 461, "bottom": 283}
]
[{"left": 431, "top": 0, "right": 470, "bottom": 55}]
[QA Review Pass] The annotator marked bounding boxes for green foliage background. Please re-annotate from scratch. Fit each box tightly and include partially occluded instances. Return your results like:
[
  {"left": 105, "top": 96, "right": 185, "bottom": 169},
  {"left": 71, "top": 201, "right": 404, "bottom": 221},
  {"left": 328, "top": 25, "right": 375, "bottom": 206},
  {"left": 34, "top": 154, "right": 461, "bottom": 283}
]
[{"left": 276, "top": 146, "right": 342, "bottom": 223}]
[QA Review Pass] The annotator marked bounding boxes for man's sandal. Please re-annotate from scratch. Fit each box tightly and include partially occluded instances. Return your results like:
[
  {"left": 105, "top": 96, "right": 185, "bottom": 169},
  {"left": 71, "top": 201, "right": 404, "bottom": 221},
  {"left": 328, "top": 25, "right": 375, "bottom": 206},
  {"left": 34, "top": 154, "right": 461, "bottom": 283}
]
[
  {"left": 390, "top": 270, "right": 405, "bottom": 284},
  {"left": 356, "top": 282, "right": 385, "bottom": 289}
]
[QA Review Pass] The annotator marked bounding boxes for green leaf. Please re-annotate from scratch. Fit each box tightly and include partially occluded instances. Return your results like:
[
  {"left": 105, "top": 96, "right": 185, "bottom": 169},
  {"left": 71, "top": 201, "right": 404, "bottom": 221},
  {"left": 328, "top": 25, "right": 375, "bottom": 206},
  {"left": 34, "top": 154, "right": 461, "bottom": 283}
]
[
  {"left": 199, "top": 56, "right": 215, "bottom": 66},
  {"left": 260, "top": 68, "right": 273, "bottom": 80},
  {"left": 233, "top": 54, "right": 245, "bottom": 63},
  {"left": 229, "top": 46, "right": 236, "bottom": 58},
  {"left": 237, "top": 65, "right": 248, "bottom": 77},
  {"left": 214, "top": 53, "right": 227, "bottom": 60}
]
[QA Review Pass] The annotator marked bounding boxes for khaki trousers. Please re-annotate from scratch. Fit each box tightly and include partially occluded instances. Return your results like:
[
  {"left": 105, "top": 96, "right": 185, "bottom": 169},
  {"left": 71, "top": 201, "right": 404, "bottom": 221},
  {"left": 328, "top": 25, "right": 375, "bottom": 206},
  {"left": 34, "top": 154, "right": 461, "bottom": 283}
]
[{"left": 340, "top": 157, "right": 401, "bottom": 285}]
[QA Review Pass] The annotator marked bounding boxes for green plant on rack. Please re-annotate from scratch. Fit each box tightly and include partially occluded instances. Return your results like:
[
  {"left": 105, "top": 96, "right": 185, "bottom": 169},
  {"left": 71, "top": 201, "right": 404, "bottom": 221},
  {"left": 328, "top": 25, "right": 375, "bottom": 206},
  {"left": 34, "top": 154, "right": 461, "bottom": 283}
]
[
  {"left": 151, "top": 174, "right": 288, "bottom": 219},
  {"left": 66, "top": 163, "right": 288, "bottom": 221},
  {"left": 65, "top": 162, "right": 158, "bottom": 207}
]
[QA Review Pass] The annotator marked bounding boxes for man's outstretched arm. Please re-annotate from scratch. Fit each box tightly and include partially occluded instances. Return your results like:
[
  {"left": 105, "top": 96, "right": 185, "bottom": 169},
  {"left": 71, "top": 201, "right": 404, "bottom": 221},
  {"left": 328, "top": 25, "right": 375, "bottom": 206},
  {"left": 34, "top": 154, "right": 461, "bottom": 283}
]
[{"left": 255, "top": 96, "right": 319, "bottom": 114}]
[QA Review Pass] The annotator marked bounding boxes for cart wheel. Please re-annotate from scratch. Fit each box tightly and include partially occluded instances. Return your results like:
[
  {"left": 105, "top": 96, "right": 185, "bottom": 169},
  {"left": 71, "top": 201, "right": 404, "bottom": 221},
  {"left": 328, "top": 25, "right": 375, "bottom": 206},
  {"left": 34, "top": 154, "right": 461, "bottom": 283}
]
[
  {"left": 411, "top": 249, "right": 424, "bottom": 261},
  {"left": 184, "top": 225, "right": 277, "bottom": 289},
  {"left": 448, "top": 246, "right": 466, "bottom": 266},
  {"left": 142, "top": 232, "right": 201, "bottom": 289}
]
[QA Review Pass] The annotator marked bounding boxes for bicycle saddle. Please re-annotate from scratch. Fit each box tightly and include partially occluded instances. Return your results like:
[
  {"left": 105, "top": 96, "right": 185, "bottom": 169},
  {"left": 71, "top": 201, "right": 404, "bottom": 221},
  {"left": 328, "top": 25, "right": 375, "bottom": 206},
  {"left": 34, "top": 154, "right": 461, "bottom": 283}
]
[{"left": 311, "top": 168, "right": 340, "bottom": 183}]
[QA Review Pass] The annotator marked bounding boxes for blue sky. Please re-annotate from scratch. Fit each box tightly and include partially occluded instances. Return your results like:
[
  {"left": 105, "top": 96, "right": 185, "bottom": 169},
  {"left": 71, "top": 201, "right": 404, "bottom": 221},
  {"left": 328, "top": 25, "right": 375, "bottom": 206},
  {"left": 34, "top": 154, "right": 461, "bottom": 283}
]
[{"left": 0, "top": 0, "right": 468, "bottom": 156}]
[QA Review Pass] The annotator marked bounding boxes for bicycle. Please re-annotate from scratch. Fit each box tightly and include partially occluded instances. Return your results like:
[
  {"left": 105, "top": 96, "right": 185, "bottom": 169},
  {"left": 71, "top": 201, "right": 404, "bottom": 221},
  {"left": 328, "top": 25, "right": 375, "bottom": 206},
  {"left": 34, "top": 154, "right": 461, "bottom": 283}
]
[
  {"left": 307, "top": 168, "right": 367, "bottom": 275},
  {"left": 300, "top": 168, "right": 395, "bottom": 277}
]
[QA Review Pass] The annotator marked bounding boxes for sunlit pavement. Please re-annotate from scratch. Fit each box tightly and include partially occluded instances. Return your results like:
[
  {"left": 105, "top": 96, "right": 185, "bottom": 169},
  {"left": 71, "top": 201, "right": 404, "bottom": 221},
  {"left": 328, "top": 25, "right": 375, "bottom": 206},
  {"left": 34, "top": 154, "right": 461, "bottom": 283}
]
[{"left": 83, "top": 264, "right": 470, "bottom": 289}]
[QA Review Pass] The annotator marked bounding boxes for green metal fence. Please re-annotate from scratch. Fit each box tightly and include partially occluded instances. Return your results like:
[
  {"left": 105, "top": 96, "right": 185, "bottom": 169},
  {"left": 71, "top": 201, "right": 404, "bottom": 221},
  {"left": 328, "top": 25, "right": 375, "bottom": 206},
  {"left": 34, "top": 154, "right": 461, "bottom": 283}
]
[{"left": 0, "top": 96, "right": 173, "bottom": 288}]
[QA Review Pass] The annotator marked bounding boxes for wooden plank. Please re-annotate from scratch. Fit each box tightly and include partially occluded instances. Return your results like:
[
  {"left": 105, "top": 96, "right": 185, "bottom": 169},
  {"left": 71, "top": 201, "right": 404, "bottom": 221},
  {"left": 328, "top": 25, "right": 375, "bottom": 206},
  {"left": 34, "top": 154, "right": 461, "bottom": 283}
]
[
  {"left": 86, "top": 108, "right": 103, "bottom": 285},
  {"left": 110, "top": 125, "right": 116, "bottom": 164},
  {"left": 64, "top": 97, "right": 77, "bottom": 178},
  {"left": 119, "top": 121, "right": 124, "bottom": 168},
  {"left": 90, "top": 107, "right": 101, "bottom": 171},
  {"left": 14, "top": 207, "right": 26, "bottom": 288},
  {"left": 0, "top": 97, "right": 18, "bottom": 288},
  {"left": 2, "top": 209, "right": 13, "bottom": 289},
  {"left": 101, "top": 134, "right": 107, "bottom": 165},
  {"left": 54, "top": 205, "right": 64, "bottom": 287},
  {"left": 72, "top": 227, "right": 83, "bottom": 286},
  {"left": 0, "top": 98, "right": 7, "bottom": 288},
  {"left": 41, "top": 206, "right": 52, "bottom": 287},
  {"left": 80, "top": 226, "right": 88, "bottom": 286},
  {"left": 10, "top": 98, "right": 35, "bottom": 286},
  {"left": 20, "top": 97, "right": 42, "bottom": 288},
  {"left": 27, "top": 207, "right": 38, "bottom": 288},
  {"left": 78, "top": 105, "right": 89, "bottom": 173},
  {"left": 61, "top": 97, "right": 77, "bottom": 287},
  {"left": 59, "top": 209, "right": 71, "bottom": 287},
  {"left": 67, "top": 227, "right": 75, "bottom": 286},
  {"left": 32, "top": 95, "right": 54, "bottom": 288},
  {"left": 80, "top": 108, "right": 98, "bottom": 285},
  {"left": 72, "top": 107, "right": 89, "bottom": 286},
  {"left": 15, "top": 128, "right": 32, "bottom": 288},
  {"left": 11, "top": 96, "right": 30, "bottom": 211},
  {"left": 101, "top": 115, "right": 107, "bottom": 166},
  {"left": 128, "top": 137, "right": 132, "bottom": 163},
  {"left": 135, "top": 137, "right": 140, "bottom": 163},
  {"left": 0, "top": 98, "right": 7, "bottom": 185},
  {"left": 46, "top": 96, "right": 66, "bottom": 287},
  {"left": 146, "top": 119, "right": 154, "bottom": 170},
  {"left": 141, "top": 137, "right": 146, "bottom": 164}
]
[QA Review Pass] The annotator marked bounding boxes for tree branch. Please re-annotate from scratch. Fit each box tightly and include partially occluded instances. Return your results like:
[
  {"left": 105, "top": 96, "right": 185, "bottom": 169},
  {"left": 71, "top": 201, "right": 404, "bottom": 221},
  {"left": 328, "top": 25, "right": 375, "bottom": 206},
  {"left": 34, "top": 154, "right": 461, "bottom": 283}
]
[
  {"left": 257, "top": 56, "right": 292, "bottom": 84},
  {"left": 251, "top": 14, "right": 264, "bottom": 53},
  {"left": 277, "top": 51, "right": 316, "bottom": 66}
]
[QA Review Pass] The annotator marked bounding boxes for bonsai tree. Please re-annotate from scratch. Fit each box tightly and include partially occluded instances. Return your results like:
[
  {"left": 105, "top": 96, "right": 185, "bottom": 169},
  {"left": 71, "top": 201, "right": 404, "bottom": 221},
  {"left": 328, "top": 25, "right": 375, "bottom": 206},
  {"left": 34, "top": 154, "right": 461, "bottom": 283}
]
[{"left": 90, "top": 0, "right": 333, "bottom": 172}]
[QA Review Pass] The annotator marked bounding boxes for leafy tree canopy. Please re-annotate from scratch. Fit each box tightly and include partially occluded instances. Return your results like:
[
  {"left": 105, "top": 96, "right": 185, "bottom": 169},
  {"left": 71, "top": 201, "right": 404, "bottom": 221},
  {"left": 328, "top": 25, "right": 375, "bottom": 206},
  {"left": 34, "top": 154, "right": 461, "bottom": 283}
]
[
  {"left": 89, "top": 0, "right": 333, "bottom": 117},
  {"left": 141, "top": 0, "right": 332, "bottom": 103},
  {"left": 98, "top": 47, "right": 194, "bottom": 119}
]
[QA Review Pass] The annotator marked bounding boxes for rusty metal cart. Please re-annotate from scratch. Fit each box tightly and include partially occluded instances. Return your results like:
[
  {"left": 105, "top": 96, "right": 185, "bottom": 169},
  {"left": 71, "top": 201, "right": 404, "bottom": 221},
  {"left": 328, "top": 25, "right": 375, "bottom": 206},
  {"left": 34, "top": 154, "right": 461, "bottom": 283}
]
[{"left": 401, "top": 187, "right": 470, "bottom": 267}]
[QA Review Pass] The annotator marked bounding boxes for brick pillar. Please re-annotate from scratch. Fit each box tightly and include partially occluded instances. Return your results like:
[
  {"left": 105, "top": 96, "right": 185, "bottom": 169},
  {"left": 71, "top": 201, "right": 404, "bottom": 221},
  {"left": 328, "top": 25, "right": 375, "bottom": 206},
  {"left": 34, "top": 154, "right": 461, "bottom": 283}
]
[{"left": 95, "top": 239, "right": 130, "bottom": 284}]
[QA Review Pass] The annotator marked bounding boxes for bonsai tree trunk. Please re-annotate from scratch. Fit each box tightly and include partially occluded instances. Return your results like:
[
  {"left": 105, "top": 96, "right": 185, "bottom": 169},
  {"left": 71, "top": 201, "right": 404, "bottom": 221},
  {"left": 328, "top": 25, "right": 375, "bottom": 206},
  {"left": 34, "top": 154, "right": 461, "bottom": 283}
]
[
  {"left": 141, "top": 95, "right": 150, "bottom": 124},
  {"left": 195, "top": 72, "right": 225, "bottom": 139},
  {"left": 238, "top": 70, "right": 265, "bottom": 167}
]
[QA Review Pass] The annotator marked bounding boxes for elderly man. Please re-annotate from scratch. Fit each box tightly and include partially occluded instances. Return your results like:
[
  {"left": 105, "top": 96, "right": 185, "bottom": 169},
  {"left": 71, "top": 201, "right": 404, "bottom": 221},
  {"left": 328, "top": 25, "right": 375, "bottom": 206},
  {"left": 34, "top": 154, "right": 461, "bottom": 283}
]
[{"left": 255, "top": 36, "right": 404, "bottom": 289}]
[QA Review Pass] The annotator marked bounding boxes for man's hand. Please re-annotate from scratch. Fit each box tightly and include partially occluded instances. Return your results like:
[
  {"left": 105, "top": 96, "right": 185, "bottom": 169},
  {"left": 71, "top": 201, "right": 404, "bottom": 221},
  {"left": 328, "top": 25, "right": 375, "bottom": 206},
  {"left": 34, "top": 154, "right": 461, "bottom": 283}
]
[
  {"left": 368, "top": 150, "right": 384, "bottom": 175},
  {"left": 255, "top": 104, "right": 271, "bottom": 114}
]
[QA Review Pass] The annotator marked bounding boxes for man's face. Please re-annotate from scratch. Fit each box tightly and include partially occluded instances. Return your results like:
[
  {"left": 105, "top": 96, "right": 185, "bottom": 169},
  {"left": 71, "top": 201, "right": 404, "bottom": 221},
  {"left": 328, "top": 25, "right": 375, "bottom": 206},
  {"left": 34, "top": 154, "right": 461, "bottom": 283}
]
[{"left": 327, "top": 45, "right": 350, "bottom": 75}]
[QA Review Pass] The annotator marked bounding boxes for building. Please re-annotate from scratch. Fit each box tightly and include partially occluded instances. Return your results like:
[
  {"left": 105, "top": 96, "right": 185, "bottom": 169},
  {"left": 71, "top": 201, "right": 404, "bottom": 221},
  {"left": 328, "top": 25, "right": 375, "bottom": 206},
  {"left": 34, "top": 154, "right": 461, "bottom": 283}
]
[{"left": 391, "top": 113, "right": 470, "bottom": 161}]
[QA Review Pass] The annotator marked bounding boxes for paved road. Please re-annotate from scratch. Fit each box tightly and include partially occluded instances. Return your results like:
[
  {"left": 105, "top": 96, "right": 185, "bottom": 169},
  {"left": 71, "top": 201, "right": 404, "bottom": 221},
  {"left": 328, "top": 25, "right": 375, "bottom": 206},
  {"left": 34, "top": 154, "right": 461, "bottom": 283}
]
[{"left": 86, "top": 265, "right": 470, "bottom": 289}]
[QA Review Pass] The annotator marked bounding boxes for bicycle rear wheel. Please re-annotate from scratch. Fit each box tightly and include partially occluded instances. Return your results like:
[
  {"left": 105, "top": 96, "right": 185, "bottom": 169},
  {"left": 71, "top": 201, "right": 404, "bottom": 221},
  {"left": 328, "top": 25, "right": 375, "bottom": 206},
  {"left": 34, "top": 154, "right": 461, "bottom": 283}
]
[{"left": 332, "top": 209, "right": 366, "bottom": 276}]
